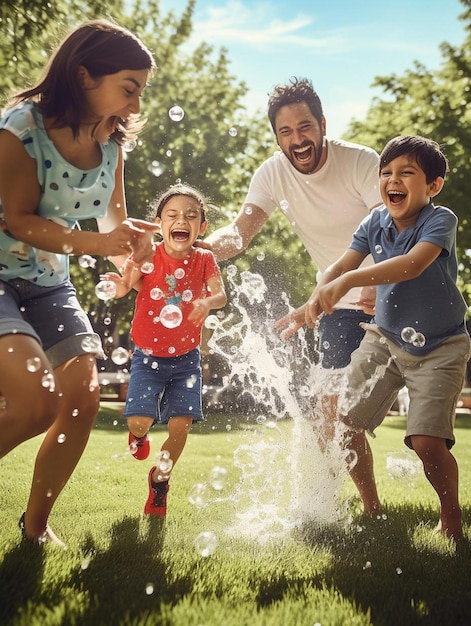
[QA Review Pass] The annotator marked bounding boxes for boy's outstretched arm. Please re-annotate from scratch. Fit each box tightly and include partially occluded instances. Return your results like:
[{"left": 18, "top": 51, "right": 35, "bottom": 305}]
[{"left": 308, "top": 241, "right": 442, "bottom": 320}]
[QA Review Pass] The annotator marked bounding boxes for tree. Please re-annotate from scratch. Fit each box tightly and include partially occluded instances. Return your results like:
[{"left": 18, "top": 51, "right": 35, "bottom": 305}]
[{"left": 344, "top": 0, "right": 471, "bottom": 302}]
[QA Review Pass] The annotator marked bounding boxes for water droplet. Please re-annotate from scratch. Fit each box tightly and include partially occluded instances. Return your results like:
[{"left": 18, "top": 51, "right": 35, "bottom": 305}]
[
  {"left": 57, "top": 433, "right": 66, "bottom": 444},
  {"left": 375, "top": 245, "right": 383, "bottom": 254},
  {"left": 145, "top": 583, "right": 154, "bottom": 595},
  {"left": 209, "top": 466, "right": 227, "bottom": 491},
  {"left": 26, "top": 357, "right": 41, "bottom": 373},
  {"left": 228, "top": 126, "right": 237, "bottom": 137}
]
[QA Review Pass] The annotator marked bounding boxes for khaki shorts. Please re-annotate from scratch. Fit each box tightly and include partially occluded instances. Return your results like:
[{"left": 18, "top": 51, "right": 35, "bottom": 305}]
[{"left": 340, "top": 324, "right": 471, "bottom": 449}]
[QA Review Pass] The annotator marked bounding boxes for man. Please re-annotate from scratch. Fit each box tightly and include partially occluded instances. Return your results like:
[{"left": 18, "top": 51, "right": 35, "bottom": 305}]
[{"left": 206, "top": 77, "right": 383, "bottom": 513}]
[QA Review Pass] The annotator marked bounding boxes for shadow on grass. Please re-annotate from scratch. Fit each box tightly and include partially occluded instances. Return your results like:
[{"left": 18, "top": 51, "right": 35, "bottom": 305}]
[
  {"left": 64, "top": 515, "right": 195, "bottom": 625},
  {"left": 257, "top": 503, "right": 471, "bottom": 626},
  {"left": 0, "top": 539, "right": 45, "bottom": 623}
]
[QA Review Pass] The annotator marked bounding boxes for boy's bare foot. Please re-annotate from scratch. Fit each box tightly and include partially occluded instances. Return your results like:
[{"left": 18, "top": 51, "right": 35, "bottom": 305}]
[{"left": 433, "top": 513, "right": 463, "bottom": 542}]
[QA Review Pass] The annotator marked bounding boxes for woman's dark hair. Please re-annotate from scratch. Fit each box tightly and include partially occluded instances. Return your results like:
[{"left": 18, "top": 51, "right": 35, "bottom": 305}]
[
  {"left": 9, "top": 19, "right": 156, "bottom": 143},
  {"left": 148, "top": 182, "right": 208, "bottom": 223},
  {"left": 267, "top": 77, "right": 324, "bottom": 134},
  {"left": 380, "top": 135, "right": 448, "bottom": 183}
]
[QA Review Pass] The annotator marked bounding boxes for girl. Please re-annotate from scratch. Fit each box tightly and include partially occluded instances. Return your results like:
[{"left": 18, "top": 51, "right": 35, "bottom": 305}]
[{"left": 0, "top": 19, "right": 157, "bottom": 545}]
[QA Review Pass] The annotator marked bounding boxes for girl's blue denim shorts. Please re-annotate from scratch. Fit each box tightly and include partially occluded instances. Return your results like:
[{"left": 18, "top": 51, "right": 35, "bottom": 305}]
[{"left": 122, "top": 347, "right": 203, "bottom": 424}]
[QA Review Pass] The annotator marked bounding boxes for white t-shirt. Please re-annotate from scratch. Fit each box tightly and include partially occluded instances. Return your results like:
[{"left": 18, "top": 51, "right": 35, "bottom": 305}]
[{"left": 244, "top": 137, "right": 381, "bottom": 309}]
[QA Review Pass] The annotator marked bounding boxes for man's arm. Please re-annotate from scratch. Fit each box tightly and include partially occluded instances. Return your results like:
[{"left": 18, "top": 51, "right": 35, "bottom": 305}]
[{"left": 204, "top": 203, "right": 269, "bottom": 262}]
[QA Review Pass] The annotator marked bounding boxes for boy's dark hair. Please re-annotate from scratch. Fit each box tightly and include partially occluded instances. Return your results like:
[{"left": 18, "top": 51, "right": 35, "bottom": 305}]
[
  {"left": 379, "top": 135, "right": 448, "bottom": 183},
  {"left": 10, "top": 19, "right": 156, "bottom": 143},
  {"left": 148, "top": 182, "right": 207, "bottom": 223},
  {"left": 267, "top": 77, "right": 323, "bottom": 134}
]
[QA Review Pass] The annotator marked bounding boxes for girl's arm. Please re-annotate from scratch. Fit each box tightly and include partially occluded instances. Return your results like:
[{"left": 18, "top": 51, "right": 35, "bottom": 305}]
[
  {"left": 187, "top": 274, "right": 227, "bottom": 324},
  {"left": 100, "top": 257, "right": 144, "bottom": 298}
]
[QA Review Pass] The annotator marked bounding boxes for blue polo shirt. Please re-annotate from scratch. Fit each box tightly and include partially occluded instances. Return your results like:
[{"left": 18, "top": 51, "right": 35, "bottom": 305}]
[{"left": 350, "top": 202, "right": 468, "bottom": 355}]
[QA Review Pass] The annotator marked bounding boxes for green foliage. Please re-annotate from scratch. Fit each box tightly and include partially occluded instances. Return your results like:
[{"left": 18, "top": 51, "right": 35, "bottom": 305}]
[{"left": 344, "top": 0, "right": 471, "bottom": 305}]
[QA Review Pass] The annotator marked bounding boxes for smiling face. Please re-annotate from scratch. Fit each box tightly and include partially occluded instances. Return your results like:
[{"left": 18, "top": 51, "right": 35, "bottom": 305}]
[
  {"left": 274, "top": 101, "right": 327, "bottom": 174},
  {"left": 380, "top": 154, "right": 444, "bottom": 231},
  {"left": 82, "top": 68, "right": 149, "bottom": 143},
  {"left": 157, "top": 195, "right": 207, "bottom": 258}
]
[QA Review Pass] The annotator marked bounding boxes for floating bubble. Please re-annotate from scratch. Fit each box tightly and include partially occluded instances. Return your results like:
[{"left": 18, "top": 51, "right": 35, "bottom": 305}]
[
  {"left": 345, "top": 449, "right": 358, "bottom": 471},
  {"left": 400, "top": 326, "right": 416, "bottom": 343},
  {"left": 160, "top": 304, "right": 182, "bottom": 329},
  {"left": 188, "top": 482, "right": 210, "bottom": 508},
  {"left": 78, "top": 255, "right": 97, "bottom": 268},
  {"left": 375, "top": 245, "right": 383, "bottom": 254},
  {"left": 150, "top": 287, "right": 164, "bottom": 300},
  {"left": 81, "top": 336, "right": 102, "bottom": 353},
  {"left": 182, "top": 289, "right": 193, "bottom": 302},
  {"left": 193, "top": 531, "right": 217, "bottom": 557},
  {"left": 412, "top": 332, "right": 426, "bottom": 347},
  {"left": 244, "top": 206, "right": 252, "bottom": 215},
  {"left": 279, "top": 199, "right": 289, "bottom": 212},
  {"left": 111, "top": 347, "right": 129, "bottom": 365},
  {"left": 95, "top": 280, "right": 117, "bottom": 301},
  {"left": 386, "top": 451, "right": 421, "bottom": 480},
  {"left": 209, "top": 466, "right": 227, "bottom": 491},
  {"left": 156, "top": 450, "right": 173, "bottom": 474},
  {"left": 145, "top": 583, "right": 154, "bottom": 595},
  {"left": 168, "top": 105, "right": 185, "bottom": 122},
  {"left": 141, "top": 262, "right": 154, "bottom": 274},
  {"left": 26, "top": 357, "right": 41, "bottom": 373},
  {"left": 228, "top": 126, "right": 237, "bottom": 137},
  {"left": 123, "top": 139, "right": 137, "bottom": 152},
  {"left": 174, "top": 267, "right": 185, "bottom": 280},
  {"left": 256, "top": 415, "right": 266, "bottom": 425},
  {"left": 256, "top": 252, "right": 265, "bottom": 261},
  {"left": 148, "top": 160, "right": 166, "bottom": 177},
  {"left": 57, "top": 433, "right": 66, "bottom": 444},
  {"left": 168, "top": 346, "right": 176, "bottom": 354}
]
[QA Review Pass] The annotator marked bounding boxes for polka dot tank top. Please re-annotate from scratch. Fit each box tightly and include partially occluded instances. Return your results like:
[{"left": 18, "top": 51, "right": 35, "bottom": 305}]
[{"left": 0, "top": 102, "right": 119, "bottom": 286}]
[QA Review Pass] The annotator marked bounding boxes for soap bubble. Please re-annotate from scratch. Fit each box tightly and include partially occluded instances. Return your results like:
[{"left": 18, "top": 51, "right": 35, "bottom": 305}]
[
  {"left": 209, "top": 466, "right": 227, "bottom": 491},
  {"left": 81, "top": 336, "right": 102, "bottom": 353},
  {"left": 400, "top": 327, "right": 416, "bottom": 343},
  {"left": 141, "top": 262, "right": 154, "bottom": 274},
  {"left": 188, "top": 482, "right": 210, "bottom": 508},
  {"left": 204, "top": 315, "right": 219, "bottom": 330},
  {"left": 156, "top": 450, "right": 173, "bottom": 475},
  {"left": 168, "top": 105, "right": 185, "bottom": 122},
  {"left": 375, "top": 245, "right": 383, "bottom": 254},
  {"left": 412, "top": 332, "right": 426, "bottom": 347},
  {"left": 228, "top": 126, "right": 237, "bottom": 137},
  {"left": 150, "top": 287, "right": 164, "bottom": 300},
  {"left": 78, "top": 255, "right": 96, "bottom": 268},
  {"left": 95, "top": 280, "right": 116, "bottom": 301},
  {"left": 111, "top": 347, "right": 129, "bottom": 365},
  {"left": 160, "top": 304, "right": 182, "bottom": 329},
  {"left": 193, "top": 531, "right": 217, "bottom": 557}
]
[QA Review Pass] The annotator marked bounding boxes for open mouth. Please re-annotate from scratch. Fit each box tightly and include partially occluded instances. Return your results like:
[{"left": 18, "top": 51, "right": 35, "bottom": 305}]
[
  {"left": 292, "top": 143, "right": 313, "bottom": 163},
  {"left": 388, "top": 190, "right": 407, "bottom": 205},
  {"left": 171, "top": 229, "right": 190, "bottom": 242}
]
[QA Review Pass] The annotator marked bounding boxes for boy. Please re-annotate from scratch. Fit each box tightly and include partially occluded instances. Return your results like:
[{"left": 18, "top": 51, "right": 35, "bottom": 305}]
[
  {"left": 101, "top": 182, "right": 227, "bottom": 517},
  {"left": 304, "top": 135, "right": 470, "bottom": 540}
]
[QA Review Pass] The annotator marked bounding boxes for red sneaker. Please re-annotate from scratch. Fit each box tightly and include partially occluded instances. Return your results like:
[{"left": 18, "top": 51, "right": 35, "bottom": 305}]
[
  {"left": 144, "top": 467, "right": 169, "bottom": 516},
  {"left": 128, "top": 432, "right": 150, "bottom": 460}
]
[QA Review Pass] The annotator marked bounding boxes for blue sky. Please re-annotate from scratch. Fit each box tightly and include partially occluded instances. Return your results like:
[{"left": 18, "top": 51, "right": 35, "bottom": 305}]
[{"left": 160, "top": 0, "right": 468, "bottom": 137}]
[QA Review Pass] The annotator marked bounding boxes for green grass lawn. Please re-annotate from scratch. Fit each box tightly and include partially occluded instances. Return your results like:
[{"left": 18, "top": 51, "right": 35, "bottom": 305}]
[{"left": 1, "top": 405, "right": 471, "bottom": 626}]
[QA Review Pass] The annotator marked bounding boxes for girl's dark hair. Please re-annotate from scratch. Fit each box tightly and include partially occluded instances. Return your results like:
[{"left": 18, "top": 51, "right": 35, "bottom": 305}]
[
  {"left": 380, "top": 135, "right": 448, "bottom": 183},
  {"left": 148, "top": 182, "right": 208, "bottom": 223},
  {"left": 9, "top": 19, "right": 156, "bottom": 143},
  {"left": 267, "top": 77, "right": 324, "bottom": 134}
]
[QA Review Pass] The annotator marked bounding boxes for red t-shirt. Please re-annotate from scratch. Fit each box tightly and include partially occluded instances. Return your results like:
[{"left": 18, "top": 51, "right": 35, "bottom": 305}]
[{"left": 131, "top": 242, "right": 221, "bottom": 357}]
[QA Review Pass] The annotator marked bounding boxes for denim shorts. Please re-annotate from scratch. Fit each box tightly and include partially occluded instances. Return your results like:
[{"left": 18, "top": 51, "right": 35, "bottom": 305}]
[
  {"left": 122, "top": 347, "right": 203, "bottom": 424},
  {"left": 0, "top": 278, "right": 104, "bottom": 369},
  {"left": 317, "top": 308, "right": 373, "bottom": 369}
]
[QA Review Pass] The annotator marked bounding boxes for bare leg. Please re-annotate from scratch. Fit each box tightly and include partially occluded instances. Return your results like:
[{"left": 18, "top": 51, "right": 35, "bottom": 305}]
[
  {"left": 23, "top": 354, "right": 100, "bottom": 543},
  {"left": 345, "top": 429, "right": 381, "bottom": 514},
  {"left": 411, "top": 434, "right": 462, "bottom": 540},
  {"left": 0, "top": 335, "right": 61, "bottom": 458},
  {"left": 127, "top": 415, "right": 154, "bottom": 439},
  {"left": 151, "top": 416, "right": 192, "bottom": 483}
]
